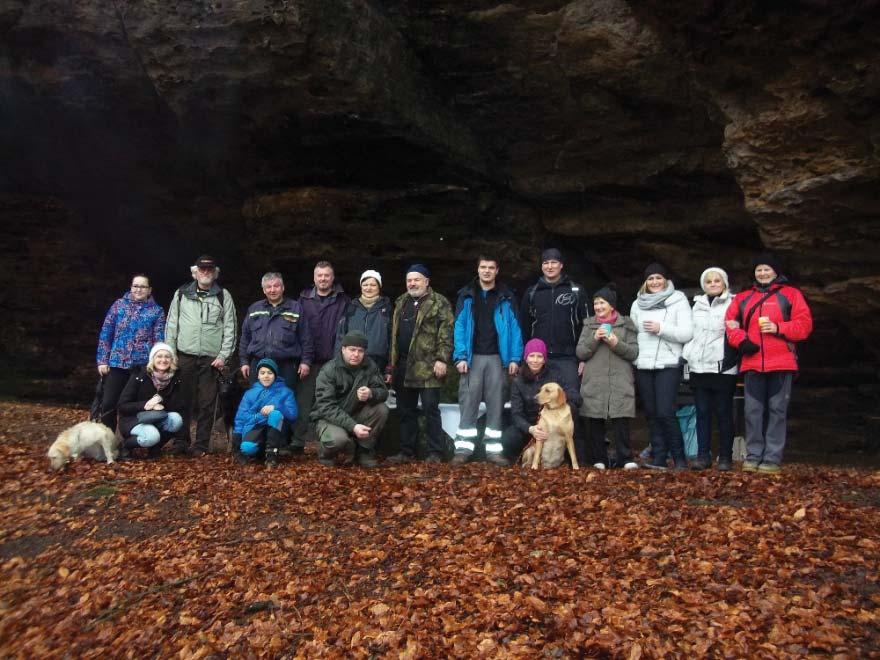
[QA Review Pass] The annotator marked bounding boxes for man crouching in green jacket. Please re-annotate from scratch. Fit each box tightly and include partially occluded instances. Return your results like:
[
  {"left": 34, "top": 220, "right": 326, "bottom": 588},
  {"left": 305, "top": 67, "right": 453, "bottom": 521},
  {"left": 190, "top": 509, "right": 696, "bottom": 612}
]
[{"left": 312, "top": 331, "right": 389, "bottom": 468}]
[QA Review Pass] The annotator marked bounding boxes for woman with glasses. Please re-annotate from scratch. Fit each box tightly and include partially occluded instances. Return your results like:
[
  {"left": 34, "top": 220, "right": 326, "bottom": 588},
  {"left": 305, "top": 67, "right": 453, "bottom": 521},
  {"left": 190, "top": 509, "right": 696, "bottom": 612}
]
[{"left": 96, "top": 274, "right": 166, "bottom": 432}]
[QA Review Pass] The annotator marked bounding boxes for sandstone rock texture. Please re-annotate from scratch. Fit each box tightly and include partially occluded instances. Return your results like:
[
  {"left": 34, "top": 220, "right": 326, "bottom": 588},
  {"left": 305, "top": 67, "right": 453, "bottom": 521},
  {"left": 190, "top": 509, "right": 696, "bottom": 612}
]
[{"left": 1, "top": 1, "right": 878, "bottom": 443}]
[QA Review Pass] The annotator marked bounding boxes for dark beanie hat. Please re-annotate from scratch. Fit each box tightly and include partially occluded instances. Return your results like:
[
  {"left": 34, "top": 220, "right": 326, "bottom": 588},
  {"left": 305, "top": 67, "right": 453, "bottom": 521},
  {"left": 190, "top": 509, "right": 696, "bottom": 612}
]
[
  {"left": 407, "top": 263, "right": 430, "bottom": 278},
  {"left": 593, "top": 283, "right": 618, "bottom": 310},
  {"left": 643, "top": 262, "right": 670, "bottom": 280},
  {"left": 752, "top": 252, "right": 783, "bottom": 277},
  {"left": 341, "top": 331, "right": 368, "bottom": 349},
  {"left": 541, "top": 248, "right": 563, "bottom": 263},
  {"left": 255, "top": 357, "right": 279, "bottom": 375}
]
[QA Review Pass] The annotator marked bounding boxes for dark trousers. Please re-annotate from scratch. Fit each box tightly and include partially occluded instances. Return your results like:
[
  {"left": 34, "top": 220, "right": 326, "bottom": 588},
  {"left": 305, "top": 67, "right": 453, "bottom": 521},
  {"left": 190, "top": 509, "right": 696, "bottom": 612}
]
[
  {"left": 501, "top": 426, "right": 529, "bottom": 461},
  {"left": 247, "top": 357, "right": 299, "bottom": 388},
  {"left": 587, "top": 417, "right": 632, "bottom": 467},
  {"left": 238, "top": 424, "right": 286, "bottom": 455},
  {"left": 636, "top": 367, "right": 685, "bottom": 465},
  {"left": 692, "top": 373, "right": 737, "bottom": 461},
  {"left": 177, "top": 353, "right": 219, "bottom": 452},
  {"left": 100, "top": 366, "right": 137, "bottom": 432},
  {"left": 395, "top": 369, "right": 444, "bottom": 456},
  {"left": 293, "top": 361, "right": 325, "bottom": 448}
]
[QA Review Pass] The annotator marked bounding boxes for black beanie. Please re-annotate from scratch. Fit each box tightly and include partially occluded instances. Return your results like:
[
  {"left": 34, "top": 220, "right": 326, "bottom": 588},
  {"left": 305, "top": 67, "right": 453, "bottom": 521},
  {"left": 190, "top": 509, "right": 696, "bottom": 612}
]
[
  {"left": 541, "top": 248, "right": 563, "bottom": 263},
  {"left": 593, "top": 283, "right": 618, "bottom": 310},
  {"left": 752, "top": 252, "right": 784, "bottom": 278},
  {"left": 341, "top": 331, "right": 368, "bottom": 349},
  {"left": 643, "top": 262, "right": 670, "bottom": 280}
]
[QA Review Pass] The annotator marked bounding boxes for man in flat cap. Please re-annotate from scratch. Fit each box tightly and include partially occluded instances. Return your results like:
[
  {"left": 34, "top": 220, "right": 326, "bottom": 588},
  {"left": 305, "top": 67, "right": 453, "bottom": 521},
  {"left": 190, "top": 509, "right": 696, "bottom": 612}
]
[
  {"left": 165, "top": 254, "right": 237, "bottom": 457},
  {"left": 386, "top": 264, "right": 454, "bottom": 463},
  {"left": 312, "top": 331, "right": 388, "bottom": 468}
]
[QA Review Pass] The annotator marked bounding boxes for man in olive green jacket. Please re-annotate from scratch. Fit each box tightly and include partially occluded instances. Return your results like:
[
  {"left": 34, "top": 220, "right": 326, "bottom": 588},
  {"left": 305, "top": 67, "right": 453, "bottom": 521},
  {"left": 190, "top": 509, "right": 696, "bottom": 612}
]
[
  {"left": 312, "top": 331, "right": 388, "bottom": 468},
  {"left": 386, "top": 264, "right": 454, "bottom": 463}
]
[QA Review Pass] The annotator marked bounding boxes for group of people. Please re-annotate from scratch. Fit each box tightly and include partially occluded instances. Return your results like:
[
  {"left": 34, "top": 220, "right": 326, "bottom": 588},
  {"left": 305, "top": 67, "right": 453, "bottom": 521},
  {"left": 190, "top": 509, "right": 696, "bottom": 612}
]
[{"left": 95, "top": 249, "right": 813, "bottom": 473}]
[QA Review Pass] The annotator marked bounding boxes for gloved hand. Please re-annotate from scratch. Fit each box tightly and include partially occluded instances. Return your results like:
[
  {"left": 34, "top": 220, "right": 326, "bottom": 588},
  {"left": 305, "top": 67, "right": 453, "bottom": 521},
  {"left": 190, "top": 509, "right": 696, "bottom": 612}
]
[{"left": 739, "top": 339, "right": 760, "bottom": 356}]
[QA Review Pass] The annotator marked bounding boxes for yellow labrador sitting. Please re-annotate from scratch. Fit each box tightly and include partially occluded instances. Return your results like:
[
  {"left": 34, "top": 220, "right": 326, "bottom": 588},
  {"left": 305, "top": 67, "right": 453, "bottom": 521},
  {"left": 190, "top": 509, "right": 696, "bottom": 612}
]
[
  {"left": 521, "top": 382, "right": 579, "bottom": 470},
  {"left": 47, "top": 421, "right": 119, "bottom": 471}
]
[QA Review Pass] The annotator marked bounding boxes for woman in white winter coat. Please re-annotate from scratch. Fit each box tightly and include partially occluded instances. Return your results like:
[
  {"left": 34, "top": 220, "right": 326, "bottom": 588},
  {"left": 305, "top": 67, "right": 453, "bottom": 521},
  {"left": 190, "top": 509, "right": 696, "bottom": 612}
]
[
  {"left": 630, "top": 263, "right": 693, "bottom": 469},
  {"left": 682, "top": 267, "right": 739, "bottom": 471}
]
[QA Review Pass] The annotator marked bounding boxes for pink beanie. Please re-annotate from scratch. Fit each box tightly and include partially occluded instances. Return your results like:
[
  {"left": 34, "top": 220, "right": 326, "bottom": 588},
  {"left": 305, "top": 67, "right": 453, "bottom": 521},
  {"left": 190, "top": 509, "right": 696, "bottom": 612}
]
[{"left": 523, "top": 338, "right": 548, "bottom": 360}]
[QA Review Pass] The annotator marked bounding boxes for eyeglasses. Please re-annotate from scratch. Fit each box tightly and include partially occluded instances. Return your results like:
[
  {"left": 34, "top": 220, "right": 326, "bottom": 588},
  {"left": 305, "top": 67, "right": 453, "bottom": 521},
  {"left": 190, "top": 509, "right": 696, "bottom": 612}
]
[{"left": 131, "top": 285, "right": 151, "bottom": 289}]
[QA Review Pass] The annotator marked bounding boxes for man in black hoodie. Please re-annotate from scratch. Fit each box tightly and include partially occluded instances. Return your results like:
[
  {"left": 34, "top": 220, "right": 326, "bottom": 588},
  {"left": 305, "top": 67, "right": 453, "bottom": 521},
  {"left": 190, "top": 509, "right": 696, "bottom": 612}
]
[
  {"left": 519, "top": 248, "right": 591, "bottom": 385},
  {"left": 520, "top": 249, "right": 591, "bottom": 462}
]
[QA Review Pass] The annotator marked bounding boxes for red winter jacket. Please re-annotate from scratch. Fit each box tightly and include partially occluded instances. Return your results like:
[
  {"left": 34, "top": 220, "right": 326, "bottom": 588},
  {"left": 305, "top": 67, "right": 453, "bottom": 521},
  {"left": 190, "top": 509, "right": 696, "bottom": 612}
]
[{"left": 725, "top": 280, "right": 813, "bottom": 373}]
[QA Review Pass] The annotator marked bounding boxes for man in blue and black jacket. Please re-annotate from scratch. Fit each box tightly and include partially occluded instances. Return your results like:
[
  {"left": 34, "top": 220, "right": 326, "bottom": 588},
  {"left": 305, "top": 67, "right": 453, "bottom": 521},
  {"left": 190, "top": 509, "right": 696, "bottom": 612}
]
[
  {"left": 239, "top": 272, "right": 314, "bottom": 389},
  {"left": 451, "top": 255, "right": 523, "bottom": 466}
]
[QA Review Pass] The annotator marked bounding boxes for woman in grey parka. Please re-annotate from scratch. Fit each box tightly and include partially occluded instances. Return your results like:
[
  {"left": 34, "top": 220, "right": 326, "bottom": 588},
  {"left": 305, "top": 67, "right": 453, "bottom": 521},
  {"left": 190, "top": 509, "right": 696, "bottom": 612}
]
[{"left": 576, "top": 284, "right": 639, "bottom": 469}]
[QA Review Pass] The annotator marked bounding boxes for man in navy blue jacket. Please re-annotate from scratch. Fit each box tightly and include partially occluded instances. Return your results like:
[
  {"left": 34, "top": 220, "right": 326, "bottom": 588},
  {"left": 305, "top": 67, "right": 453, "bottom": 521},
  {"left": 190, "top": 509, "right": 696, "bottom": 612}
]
[
  {"left": 240, "top": 272, "right": 314, "bottom": 389},
  {"left": 451, "top": 255, "right": 523, "bottom": 466}
]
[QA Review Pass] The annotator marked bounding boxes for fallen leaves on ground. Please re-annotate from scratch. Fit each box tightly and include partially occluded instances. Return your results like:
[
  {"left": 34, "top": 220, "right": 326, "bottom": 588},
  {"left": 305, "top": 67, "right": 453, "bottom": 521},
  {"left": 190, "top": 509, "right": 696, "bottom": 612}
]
[{"left": 0, "top": 401, "right": 878, "bottom": 657}]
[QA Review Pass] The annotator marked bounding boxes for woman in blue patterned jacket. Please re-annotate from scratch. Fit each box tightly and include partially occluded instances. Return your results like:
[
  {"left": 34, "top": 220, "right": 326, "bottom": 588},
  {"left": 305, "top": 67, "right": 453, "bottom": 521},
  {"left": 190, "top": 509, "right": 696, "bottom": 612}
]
[{"left": 96, "top": 274, "right": 166, "bottom": 431}]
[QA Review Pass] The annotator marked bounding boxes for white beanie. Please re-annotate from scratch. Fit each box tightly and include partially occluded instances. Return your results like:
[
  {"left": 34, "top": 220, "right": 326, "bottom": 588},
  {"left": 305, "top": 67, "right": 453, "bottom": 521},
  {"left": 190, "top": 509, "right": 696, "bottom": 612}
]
[
  {"left": 359, "top": 269, "right": 382, "bottom": 288},
  {"left": 149, "top": 342, "right": 176, "bottom": 362},
  {"left": 699, "top": 267, "right": 730, "bottom": 293}
]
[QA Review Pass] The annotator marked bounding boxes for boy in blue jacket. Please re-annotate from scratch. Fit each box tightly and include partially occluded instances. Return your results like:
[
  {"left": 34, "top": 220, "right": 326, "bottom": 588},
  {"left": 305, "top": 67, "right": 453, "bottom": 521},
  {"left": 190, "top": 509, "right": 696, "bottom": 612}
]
[{"left": 233, "top": 358, "right": 298, "bottom": 467}]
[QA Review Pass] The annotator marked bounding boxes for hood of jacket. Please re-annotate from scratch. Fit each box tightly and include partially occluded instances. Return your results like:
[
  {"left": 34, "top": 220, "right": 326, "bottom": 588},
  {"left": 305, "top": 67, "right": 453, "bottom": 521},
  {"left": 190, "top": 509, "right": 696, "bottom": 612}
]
[{"left": 180, "top": 280, "right": 223, "bottom": 299}]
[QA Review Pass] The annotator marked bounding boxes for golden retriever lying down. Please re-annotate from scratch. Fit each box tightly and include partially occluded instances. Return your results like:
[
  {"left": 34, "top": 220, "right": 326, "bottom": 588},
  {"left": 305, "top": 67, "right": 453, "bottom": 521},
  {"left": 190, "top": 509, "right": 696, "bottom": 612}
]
[
  {"left": 47, "top": 421, "right": 119, "bottom": 471},
  {"left": 521, "top": 382, "right": 579, "bottom": 470}
]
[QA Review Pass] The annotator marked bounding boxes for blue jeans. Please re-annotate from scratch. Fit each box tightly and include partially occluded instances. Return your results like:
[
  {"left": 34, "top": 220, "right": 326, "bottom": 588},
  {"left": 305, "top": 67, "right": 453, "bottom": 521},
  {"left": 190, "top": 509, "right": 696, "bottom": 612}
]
[
  {"left": 692, "top": 373, "right": 737, "bottom": 461},
  {"left": 130, "top": 412, "right": 184, "bottom": 448},
  {"left": 636, "top": 367, "right": 685, "bottom": 465}
]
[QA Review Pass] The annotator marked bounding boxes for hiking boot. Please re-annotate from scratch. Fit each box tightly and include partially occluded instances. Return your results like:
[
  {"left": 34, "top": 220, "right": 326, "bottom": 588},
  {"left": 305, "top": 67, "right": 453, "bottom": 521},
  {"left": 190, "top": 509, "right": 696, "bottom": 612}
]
[
  {"left": 318, "top": 456, "right": 335, "bottom": 467},
  {"left": 741, "top": 460, "right": 759, "bottom": 472},
  {"left": 717, "top": 457, "right": 733, "bottom": 472},
  {"left": 233, "top": 452, "right": 249, "bottom": 466},
  {"left": 486, "top": 453, "right": 510, "bottom": 467},
  {"left": 643, "top": 461, "right": 668, "bottom": 471},
  {"left": 357, "top": 451, "right": 378, "bottom": 468},
  {"left": 341, "top": 444, "right": 356, "bottom": 467},
  {"left": 116, "top": 446, "right": 135, "bottom": 462},
  {"left": 690, "top": 456, "right": 710, "bottom": 471},
  {"left": 145, "top": 446, "right": 163, "bottom": 460},
  {"left": 450, "top": 453, "right": 470, "bottom": 465},
  {"left": 265, "top": 449, "right": 280, "bottom": 469},
  {"left": 672, "top": 458, "right": 689, "bottom": 471},
  {"left": 757, "top": 462, "right": 781, "bottom": 474},
  {"left": 385, "top": 452, "right": 414, "bottom": 465},
  {"left": 424, "top": 452, "right": 444, "bottom": 464}
]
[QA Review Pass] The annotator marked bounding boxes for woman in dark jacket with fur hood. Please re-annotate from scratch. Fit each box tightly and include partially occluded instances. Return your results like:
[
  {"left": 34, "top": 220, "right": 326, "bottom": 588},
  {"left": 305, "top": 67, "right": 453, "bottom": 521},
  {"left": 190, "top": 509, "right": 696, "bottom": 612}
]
[{"left": 118, "top": 342, "right": 185, "bottom": 458}]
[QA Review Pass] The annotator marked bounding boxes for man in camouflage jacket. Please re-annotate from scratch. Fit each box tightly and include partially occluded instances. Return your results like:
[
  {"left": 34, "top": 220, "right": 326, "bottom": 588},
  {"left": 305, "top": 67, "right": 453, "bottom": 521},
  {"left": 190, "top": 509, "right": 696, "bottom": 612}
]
[{"left": 386, "top": 264, "right": 454, "bottom": 463}]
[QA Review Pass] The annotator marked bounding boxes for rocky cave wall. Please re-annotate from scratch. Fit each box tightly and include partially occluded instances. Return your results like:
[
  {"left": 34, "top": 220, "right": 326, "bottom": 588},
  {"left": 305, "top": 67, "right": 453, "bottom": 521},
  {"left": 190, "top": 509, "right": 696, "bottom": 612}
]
[{"left": 1, "top": 1, "right": 878, "bottom": 443}]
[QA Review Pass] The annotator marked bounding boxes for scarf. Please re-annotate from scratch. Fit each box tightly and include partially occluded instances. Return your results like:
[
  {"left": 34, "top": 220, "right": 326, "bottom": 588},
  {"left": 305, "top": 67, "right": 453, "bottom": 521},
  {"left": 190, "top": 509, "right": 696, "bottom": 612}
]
[
  {"left": 637, "top": 281, "right": 676, "bottom": 310},
  {"left": 150, "top": 369, "right": 174, "bottom": 391},
  {"left": 360, "top": 292, "right": 380, "bottom": 308},
  {"left": 595, "top": 310, "right": 619, "bottom": 324}
]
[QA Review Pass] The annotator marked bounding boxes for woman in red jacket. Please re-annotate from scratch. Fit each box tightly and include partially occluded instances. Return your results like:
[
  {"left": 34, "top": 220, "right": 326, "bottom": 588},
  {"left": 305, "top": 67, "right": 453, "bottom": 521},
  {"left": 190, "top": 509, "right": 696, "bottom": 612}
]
[{"left": 725, "top": 254, "right": 813, "bottom": 473}]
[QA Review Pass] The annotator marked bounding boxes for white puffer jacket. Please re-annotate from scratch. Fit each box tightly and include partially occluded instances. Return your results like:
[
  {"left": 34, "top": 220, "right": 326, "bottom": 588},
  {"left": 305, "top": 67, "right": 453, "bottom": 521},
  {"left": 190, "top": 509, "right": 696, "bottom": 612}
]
[
  {"left": 682, "top": 292, "right": 738, "bottom": 375},
  {"left": 630, "top": 289, "right": 693, "bottom": 370}
]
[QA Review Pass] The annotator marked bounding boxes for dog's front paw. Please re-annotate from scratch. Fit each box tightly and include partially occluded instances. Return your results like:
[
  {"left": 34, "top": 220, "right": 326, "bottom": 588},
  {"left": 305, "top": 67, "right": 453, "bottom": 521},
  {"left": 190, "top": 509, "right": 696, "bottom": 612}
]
[{"left": 572, "top": 465, "right": 580, "bottom": 470}]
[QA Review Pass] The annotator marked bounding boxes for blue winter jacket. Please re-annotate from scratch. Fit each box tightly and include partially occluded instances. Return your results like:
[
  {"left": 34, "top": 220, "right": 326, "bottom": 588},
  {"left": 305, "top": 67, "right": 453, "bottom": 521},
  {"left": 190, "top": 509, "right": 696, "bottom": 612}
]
[
  {"left": 96, "top": 292, "right": 166, "bottom": 368},
  {"left": 233, "top": 377, "right": 298, "bottom": 436},
  {"left": 453, "top": 283, "right": 524, "bottom": 367}
]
